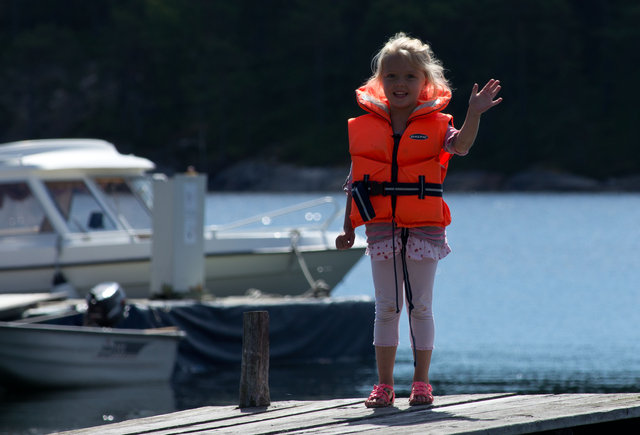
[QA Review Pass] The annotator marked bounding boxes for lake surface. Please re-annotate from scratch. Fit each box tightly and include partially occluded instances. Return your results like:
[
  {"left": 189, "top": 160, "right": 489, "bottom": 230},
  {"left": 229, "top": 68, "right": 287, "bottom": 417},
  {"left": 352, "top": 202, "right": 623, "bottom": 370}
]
[{"left": 1, "top": 192, "right": 639, "bottom": 434}]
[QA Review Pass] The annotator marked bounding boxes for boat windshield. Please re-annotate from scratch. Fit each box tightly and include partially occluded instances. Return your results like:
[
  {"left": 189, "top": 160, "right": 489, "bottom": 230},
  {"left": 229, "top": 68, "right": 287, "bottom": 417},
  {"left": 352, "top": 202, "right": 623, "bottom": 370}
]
[
  {"left": 45, "top": 180, "right": 117, "bottom": 232},
  {"left": 94, "top": 177, "right": 151, "bottom": 230},
  {"left": 128, "top": 176, "right": 154, "bottom": 210},
  {"left": 0, "top": 182, "right": 53, "bottom": 236}
]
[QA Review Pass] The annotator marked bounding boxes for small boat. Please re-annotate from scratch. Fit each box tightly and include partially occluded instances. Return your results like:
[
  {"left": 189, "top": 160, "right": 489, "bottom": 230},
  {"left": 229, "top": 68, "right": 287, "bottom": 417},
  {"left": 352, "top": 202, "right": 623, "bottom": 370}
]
[
  {"left": 0, "top": 321, "right": 184, "bottom": 388},
  {"left": 0, "top": 139, "right": 365, "bottom": 298},
  {"left": 0, "top": 283, "right": 185, "bottom": 388}
]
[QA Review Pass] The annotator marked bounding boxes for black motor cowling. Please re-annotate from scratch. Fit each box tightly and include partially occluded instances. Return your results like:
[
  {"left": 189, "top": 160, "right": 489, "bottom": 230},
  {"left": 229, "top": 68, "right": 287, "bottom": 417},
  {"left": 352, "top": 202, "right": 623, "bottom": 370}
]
[{"left": 84, "top": 282, "right": 128, "bottom": 327}]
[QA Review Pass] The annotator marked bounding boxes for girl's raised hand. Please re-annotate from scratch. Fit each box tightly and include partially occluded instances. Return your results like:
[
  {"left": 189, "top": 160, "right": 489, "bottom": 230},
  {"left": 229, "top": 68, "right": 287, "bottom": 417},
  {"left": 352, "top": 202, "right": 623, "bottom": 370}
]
[{"left": 468, "top": 79, "right": 503, "bottom": 116}]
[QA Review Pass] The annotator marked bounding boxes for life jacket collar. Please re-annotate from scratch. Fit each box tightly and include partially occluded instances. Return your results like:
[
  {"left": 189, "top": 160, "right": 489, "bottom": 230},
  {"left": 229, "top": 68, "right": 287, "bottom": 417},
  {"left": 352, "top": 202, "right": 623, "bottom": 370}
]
[{"left": 355, "top": 84, "right": 452, "bottom": 123}]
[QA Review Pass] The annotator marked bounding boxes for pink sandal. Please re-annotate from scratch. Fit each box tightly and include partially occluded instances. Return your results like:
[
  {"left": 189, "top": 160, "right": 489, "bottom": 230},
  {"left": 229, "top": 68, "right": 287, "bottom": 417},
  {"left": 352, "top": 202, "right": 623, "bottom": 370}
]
[
  {"left": 409, "top": 381, "right": 434, "bottom": 406},
  {"left": 364, "top": 383, "right": 395, "bottom": 408}
]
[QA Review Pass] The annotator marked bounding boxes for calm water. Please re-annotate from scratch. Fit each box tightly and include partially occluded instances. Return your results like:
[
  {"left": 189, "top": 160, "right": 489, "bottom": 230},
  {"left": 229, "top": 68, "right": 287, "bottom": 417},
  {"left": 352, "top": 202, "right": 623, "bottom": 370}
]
[{"left": 1, "top": 192, "right": 639, "bottom": 434}]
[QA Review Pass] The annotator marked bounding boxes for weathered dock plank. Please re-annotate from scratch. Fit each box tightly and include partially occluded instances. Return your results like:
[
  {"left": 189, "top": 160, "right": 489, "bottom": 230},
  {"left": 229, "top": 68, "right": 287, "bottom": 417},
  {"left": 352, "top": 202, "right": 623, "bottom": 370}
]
[{"left": 55, "top": 393, "right": 640, "bottom": 435}]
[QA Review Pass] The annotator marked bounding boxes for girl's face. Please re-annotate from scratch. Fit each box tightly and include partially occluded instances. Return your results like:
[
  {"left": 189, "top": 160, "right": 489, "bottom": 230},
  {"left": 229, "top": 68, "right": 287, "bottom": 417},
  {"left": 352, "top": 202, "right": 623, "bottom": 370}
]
[{"left": 380, "top": 53, "right": 426, "bottom": 114}]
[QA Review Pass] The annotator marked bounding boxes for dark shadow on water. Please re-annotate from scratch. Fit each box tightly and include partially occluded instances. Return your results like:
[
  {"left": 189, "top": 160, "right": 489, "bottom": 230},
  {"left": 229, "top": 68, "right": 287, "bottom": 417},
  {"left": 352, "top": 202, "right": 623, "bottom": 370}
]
[
  {"left": 172, "top": 359, "right": 378, "bottom": 410},
  {"left": 0, "top": 382, "right": 176, "bottom": 435}
]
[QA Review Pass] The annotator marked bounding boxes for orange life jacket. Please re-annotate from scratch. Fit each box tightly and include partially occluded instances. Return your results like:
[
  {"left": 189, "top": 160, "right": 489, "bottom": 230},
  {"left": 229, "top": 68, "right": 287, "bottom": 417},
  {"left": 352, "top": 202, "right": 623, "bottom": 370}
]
[{"left": 348, "top": 86, "right": 454, "bottom": 229}]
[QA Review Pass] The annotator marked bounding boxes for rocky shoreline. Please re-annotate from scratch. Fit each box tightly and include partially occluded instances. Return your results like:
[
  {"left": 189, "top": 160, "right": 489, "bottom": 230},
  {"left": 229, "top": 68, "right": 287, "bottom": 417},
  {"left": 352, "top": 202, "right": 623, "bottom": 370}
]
[{"left": 209, "top": 160, "right": 640, "bottom": 193}]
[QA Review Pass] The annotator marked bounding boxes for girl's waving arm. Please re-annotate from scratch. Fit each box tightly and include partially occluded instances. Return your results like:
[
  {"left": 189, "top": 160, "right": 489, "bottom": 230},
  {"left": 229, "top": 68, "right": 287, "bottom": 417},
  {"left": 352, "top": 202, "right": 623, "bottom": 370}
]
[{"left": 452, "top": 79, "right": 502, "bottom": 155}]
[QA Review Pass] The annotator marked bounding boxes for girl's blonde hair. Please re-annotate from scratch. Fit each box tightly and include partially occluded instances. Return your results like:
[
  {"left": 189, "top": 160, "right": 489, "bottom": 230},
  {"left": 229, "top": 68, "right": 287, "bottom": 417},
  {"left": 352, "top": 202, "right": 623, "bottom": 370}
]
[{"left": 364, "top": 32, "right": 451, "bottom": 101}]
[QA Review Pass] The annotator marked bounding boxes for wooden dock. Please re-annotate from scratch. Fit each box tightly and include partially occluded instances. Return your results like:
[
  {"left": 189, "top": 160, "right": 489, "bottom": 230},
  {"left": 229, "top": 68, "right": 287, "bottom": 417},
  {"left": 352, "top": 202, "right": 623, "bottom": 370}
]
[{"left": 57, "top": 393, "right": 640, "bottom": 434}]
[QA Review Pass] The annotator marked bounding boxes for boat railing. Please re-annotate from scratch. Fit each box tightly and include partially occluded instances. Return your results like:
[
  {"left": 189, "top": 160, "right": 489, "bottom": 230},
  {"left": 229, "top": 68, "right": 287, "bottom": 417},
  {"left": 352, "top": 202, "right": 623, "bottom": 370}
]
[
  {"left": 205, "top": 196, "right": 342, "bottom": 233},
  {"left": 0, "top": 225, "right": 42, "bottom": 237}
]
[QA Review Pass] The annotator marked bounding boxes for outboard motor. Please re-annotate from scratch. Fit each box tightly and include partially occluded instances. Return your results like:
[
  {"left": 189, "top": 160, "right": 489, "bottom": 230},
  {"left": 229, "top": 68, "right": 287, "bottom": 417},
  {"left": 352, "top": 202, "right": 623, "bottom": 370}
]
[{"left": 84, "top": 282, "right": 128, "bottom": 327}]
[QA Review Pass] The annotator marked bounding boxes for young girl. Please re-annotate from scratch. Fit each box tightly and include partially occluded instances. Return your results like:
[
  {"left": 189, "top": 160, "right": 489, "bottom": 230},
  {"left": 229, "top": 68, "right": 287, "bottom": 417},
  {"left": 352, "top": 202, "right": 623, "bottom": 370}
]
[{"left": 336, "top": 32, "right": 502, "bottom": 408}]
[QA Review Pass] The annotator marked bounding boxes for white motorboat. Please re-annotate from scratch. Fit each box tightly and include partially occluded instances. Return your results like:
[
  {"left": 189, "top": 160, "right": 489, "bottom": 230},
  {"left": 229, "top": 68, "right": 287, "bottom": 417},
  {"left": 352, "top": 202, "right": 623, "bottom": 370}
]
[{"left": 0, "top": 139, "right": 365, "bottom": 298}]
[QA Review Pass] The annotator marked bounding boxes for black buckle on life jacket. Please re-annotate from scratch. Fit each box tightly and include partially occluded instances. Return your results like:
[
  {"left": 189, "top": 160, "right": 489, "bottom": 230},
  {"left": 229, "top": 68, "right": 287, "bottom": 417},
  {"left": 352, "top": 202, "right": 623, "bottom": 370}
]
[
  {"left": 351, "top": 175, "right": 376, "bottom": 222},
  {"left": 351, "top": 174, "right": 443, "bottom": 223},
  {"left": 369, "top": 181, "right": 385, "bottom": 196}
]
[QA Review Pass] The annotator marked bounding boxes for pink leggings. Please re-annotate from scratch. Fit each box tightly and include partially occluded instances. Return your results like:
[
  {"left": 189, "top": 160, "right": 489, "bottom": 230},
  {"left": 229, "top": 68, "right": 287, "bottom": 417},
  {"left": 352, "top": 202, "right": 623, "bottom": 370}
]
[{"left": 371, "top": 255, "right": 438, "bottom": 350}]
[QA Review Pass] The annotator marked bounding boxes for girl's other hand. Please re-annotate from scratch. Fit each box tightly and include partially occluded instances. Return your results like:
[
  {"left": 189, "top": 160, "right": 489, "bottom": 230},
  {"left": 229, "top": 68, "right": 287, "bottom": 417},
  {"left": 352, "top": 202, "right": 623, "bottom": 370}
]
[
  {"left": 335, "top": 231, "right": 355, "bottom": 250},
  {"left": 469, "top": 79, "right": 503, "bottom": 116}
]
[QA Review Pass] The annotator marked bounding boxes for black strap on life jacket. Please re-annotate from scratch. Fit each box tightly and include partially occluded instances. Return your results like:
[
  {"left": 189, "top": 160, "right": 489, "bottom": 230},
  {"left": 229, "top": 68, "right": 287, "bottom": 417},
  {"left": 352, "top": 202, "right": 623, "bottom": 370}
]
[
  {"left": 391, "top": 133, "right": 401, "bottom": 220},
  {"left": 350, "top": 132, "right": 443, "bottom": 224},
  {"left": 350, "top": 179, "right": 443, "bottom": 223}
]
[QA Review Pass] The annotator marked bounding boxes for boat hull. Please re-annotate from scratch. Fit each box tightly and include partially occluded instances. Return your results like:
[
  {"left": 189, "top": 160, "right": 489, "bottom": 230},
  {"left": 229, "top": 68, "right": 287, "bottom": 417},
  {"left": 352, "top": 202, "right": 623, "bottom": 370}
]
[
  {"left": 0, "top": 321, "right": 183, "bottom": 388},
  {"left": 203, "top": 246, "right": 365, "bottom": 297},
  {"left": 0, "top": 244, "right": 365, "bottom": 298}
]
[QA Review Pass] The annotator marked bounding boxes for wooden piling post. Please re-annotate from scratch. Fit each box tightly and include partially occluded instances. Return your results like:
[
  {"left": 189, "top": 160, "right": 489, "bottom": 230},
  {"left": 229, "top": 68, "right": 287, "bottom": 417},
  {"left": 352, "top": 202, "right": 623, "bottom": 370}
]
[{"left": 239, "top": 310, "right": 270, "bottom": 408}]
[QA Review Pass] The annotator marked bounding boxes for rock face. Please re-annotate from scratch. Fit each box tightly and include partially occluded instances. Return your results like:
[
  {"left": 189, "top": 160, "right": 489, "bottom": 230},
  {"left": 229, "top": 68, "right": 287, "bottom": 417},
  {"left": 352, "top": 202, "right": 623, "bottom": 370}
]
[
  {"left": 210, "top": 160, "right": 349, "bottom": 192},
  {"left": 209, "top": 160, "right": 640, "bottom": 192},
  {"left": 603, "top": 174, "right": 640, "bottom": 191},
  {"left": 502, "top": 169, "right": 601, "bottom": 191},
  {"left": 444, "top": 171, "right": 505, "bottom": 192}
]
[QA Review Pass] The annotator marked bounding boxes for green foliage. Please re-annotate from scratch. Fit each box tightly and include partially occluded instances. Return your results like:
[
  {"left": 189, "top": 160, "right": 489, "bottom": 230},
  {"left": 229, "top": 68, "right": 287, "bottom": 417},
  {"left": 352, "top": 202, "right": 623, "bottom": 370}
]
[{"left": 0, "top": 0, "right": 637, "bottom": 179}]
